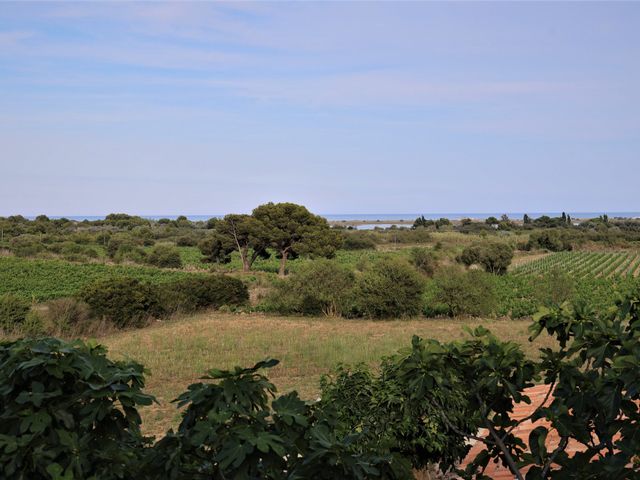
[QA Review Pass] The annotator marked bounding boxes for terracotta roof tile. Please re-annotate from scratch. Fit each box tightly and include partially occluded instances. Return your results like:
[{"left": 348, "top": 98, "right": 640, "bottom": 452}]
[{"left": 461, "top": 384, "right": 587, "bottom": 479}]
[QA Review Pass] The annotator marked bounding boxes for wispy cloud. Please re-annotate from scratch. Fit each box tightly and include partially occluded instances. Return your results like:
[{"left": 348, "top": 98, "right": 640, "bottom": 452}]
[
  {"left": 219, "top": 73, "right": 566, "bottom": 107},
  {"left": 1, "top": 2, "right": 639, "bottom": 214},
  {"left": 0, "top": 30, "right": 35, "bottom": 48}
]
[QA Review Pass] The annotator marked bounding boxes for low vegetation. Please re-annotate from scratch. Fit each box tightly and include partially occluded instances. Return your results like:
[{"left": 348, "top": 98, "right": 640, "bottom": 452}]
[
  {"left": 3, "top": 205, "right": 640, "bottom": 338},
  {"left": 0, "top": 256, "right": 193, "bottom": 301},
  {"left": 3, "top": 207, "right": 640, "bottom": 479},
  {"left": 1, "top": 271, "right": 248, "bottom": 336},
  {"left": 512, "top": 250, "right": 640, "bottom": 278},
  {"left": 3, "top": 288, "right": 639, "bottom": 479}
]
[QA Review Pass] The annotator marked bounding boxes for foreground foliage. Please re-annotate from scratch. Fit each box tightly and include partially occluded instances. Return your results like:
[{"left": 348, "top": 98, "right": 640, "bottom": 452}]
[
  {"left": 0, "top": 338, "right": 153, "bottom": 480},
  {"left": 2, "top": 288, "right": 640, "bottom": 479}
]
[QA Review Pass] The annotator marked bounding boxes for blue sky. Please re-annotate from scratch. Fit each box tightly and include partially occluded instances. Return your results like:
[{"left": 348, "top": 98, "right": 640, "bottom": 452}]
[{"left": 1, "top": 2, "right": 639, "bottom": 216}]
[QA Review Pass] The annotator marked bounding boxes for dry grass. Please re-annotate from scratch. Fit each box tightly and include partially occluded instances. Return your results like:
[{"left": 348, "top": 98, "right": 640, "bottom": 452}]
[{"left": 102, "top": 311, "right": 554, "bottom": 436}]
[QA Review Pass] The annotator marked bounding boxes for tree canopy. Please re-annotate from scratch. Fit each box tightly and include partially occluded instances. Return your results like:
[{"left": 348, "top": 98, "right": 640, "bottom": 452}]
[
  {"left": 199, "top": 214, "right": 271, "bottom": 271},
  {"left": 253, "top": 202, "right": 342, "bottom": 276}
]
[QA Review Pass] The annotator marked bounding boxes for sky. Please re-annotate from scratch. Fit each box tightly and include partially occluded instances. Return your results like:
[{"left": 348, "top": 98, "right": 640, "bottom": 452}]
[{"left": 1, "top": 2, "right": 639, "bottom": 216}]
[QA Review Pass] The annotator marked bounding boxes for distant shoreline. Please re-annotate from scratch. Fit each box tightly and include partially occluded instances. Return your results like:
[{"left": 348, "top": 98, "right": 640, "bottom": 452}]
[{"left": 14, "top": 212, "right": 640, "bottom": 223}]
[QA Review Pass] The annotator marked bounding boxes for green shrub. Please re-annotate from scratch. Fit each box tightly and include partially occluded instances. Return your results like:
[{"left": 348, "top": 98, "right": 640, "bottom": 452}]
[
  {"left": 389, "top": 228, "right": 432, "bottom": 244},
  {"left": 342, "top": 233, "right": 377, "bottom": 250},
  {"left": 0, "top": 293, "right": 31, "bottom": 331},
  {"left": 50, "top": 241, "right": 100, "bottom": 262},
  {"left": 509, "top": 298, "right": 539, "bottom": 318},
  {"left": 58, "top": 241, "right": 84, "bottom": 255},
  {"left": 60, "top": 242, "right": 99, "bottom": 259},
  {"left": 176, "top": 235, "right": 198, "bottom": 247},
  {"left": 409, "top": 247, "right": 438, "bottom": 277},
  {"left": 106, "top": 234, "right": 144, "bottom": 259},
  {"left": 62, "top": 252, "right": 91, "bottom": 263},
  {"left": 9, "top": 234, "right": 45, "bottom": 257},
  {"left": 432, "top": 267, "right": 496, "bottom": 317},
  {"left": 70, "top": 232, "right": 95, "bottom": 244},
  {"left": 106, "top": 235, "right": 129, "bottom": 258},
  {"left": 458, "top": 242, "right": 514, "bottom": 274},
  {"left": 355, "top": 258, "right": 424, "bottom": 318},
  {"left": 0, "top": 337, "right": 153, "bottom": 479},
  {"left": 257, "top": 278, "right": 298, "bottom": 315},
  {"left": 263, "top": 259, "right": 355, "bottom": 316},
  {"left": 131, "top": 226, "right": 156, "bottom": 246},
  {"left": 18, "top": 310, "right": 46, "bottom": 337},
  {"left": 320, "top": 362, "right": 472, "bottom": 473},
  {"left": 79, "top": 277, "right": 163, "bottom": 328},
  {"left": 535, "top": 268, "right": 576, "bottom": 307},
  {"left": 114, "top": 244, "right": 148, "bottom": 264},
  {"left": 458, "top": 245, "right": 482, "bottom": 266},
  {"left": 146, "top": 243, "right": 183, "bottom": 269},
  {"left": 528, "top": 230, "right": 573, "bottom": 251},
  {"left": 162, "top": 275, "right": 248, "bottom": 313},
  {"left": 146, "top": 359, "right": 409, "bottom": 479}
]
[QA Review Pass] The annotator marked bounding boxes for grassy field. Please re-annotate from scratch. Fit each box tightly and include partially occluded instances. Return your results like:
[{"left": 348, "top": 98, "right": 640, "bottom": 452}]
[{"left": 103, "top": 312, "right": 555, "bottom": 436}]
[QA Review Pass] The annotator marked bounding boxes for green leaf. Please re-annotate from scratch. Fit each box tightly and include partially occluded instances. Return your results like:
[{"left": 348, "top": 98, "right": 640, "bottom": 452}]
[{"left": 46, "top": 463, "right": 74, "bottom": 480}]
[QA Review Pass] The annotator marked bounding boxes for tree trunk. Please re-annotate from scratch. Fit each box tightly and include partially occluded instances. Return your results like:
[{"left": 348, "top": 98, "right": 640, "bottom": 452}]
[
  {"left": 240, "top": 246, "right": 250, "bottom": 272},
  {"left": 241, "top": 256, "right": 250, "bottom": 272},
  {"left": 278, "top": 250, "right": 288, "bottom": 277}
]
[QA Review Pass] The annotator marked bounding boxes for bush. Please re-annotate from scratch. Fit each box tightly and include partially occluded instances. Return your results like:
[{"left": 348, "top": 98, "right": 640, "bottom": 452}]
[
  {"left": 62, "top": 252, "right": 93, "bottom": 263},
  {"left": 132, "top": 226, "right": 156, "bottom": 246},
  {"left": 146, "top": 244, "right": 183, "bottom": 269},
  {"left": 9, "top": 234, "right": 45, "bottom": 257},
  {"left": 320, "top": 362, "right": 472, "bottom": 473},
  {"left": 263, "top": 260, "right": 355, "bottom": 316},
  {"left": 432, "top": 267, "right": 496, "bottom": 317},
  {"left": 0, "top": 294, "right": 30, "bottom": 331},
  {"left": 79, "top": 277, "right": 163, "bottom": 328},
  {"left": 162, "top": 275, "right": 249, "bottom": 313},
  {"left": 106, "top": 235, "right": 130, "bottom": 258},
  {"left": 18, "top": 311, "right": 46, "bottom": 337},
  {"left": 458, "top": 242, "right": 513, "bottom": 274},
  {"left": 342, "top": 233, "right": 377, "bottom": 250},
  {"left": 146, "top": 359, "right": 408, "bottom": 479},
  {"left": 391, "top": 228, "right": 432, "bottom": 244},
  {"left": 0, "top": 337, "right": 153, "bottom": 479},
  {"left": 409, "top": 247, "right": 438, "bottom": 276},
  {"left": 458, "top": 245, "right": 482, "bottom": 267},
  {"left": 58, "top": 241, "right": 84, "bottom": 255},
  {"left": 355, "top": 258, "right": 424, "bottom": 318},
  {"left": 43, "top": 297, "right": 91, "bottom": 333},
  {"left": 113, "top": 244, "right": 148, "bottom": 264},
  {"left": 51, "top": 241, "right": 100, "bottom": 262},
  {"left": 176, "top": 235, "right": 198, "bottom": 247},
  {"left": 528, "top": 230, "right": 573, "bottom": 251},
  {"left": 535, "top": 268, "right": 576, "bottom": 307},
  {"left": 106, "top": 234, "right": 144, "bottom": 259},
  {"left": 63, "top": 242, "right": 99, "bottom": 259}
]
